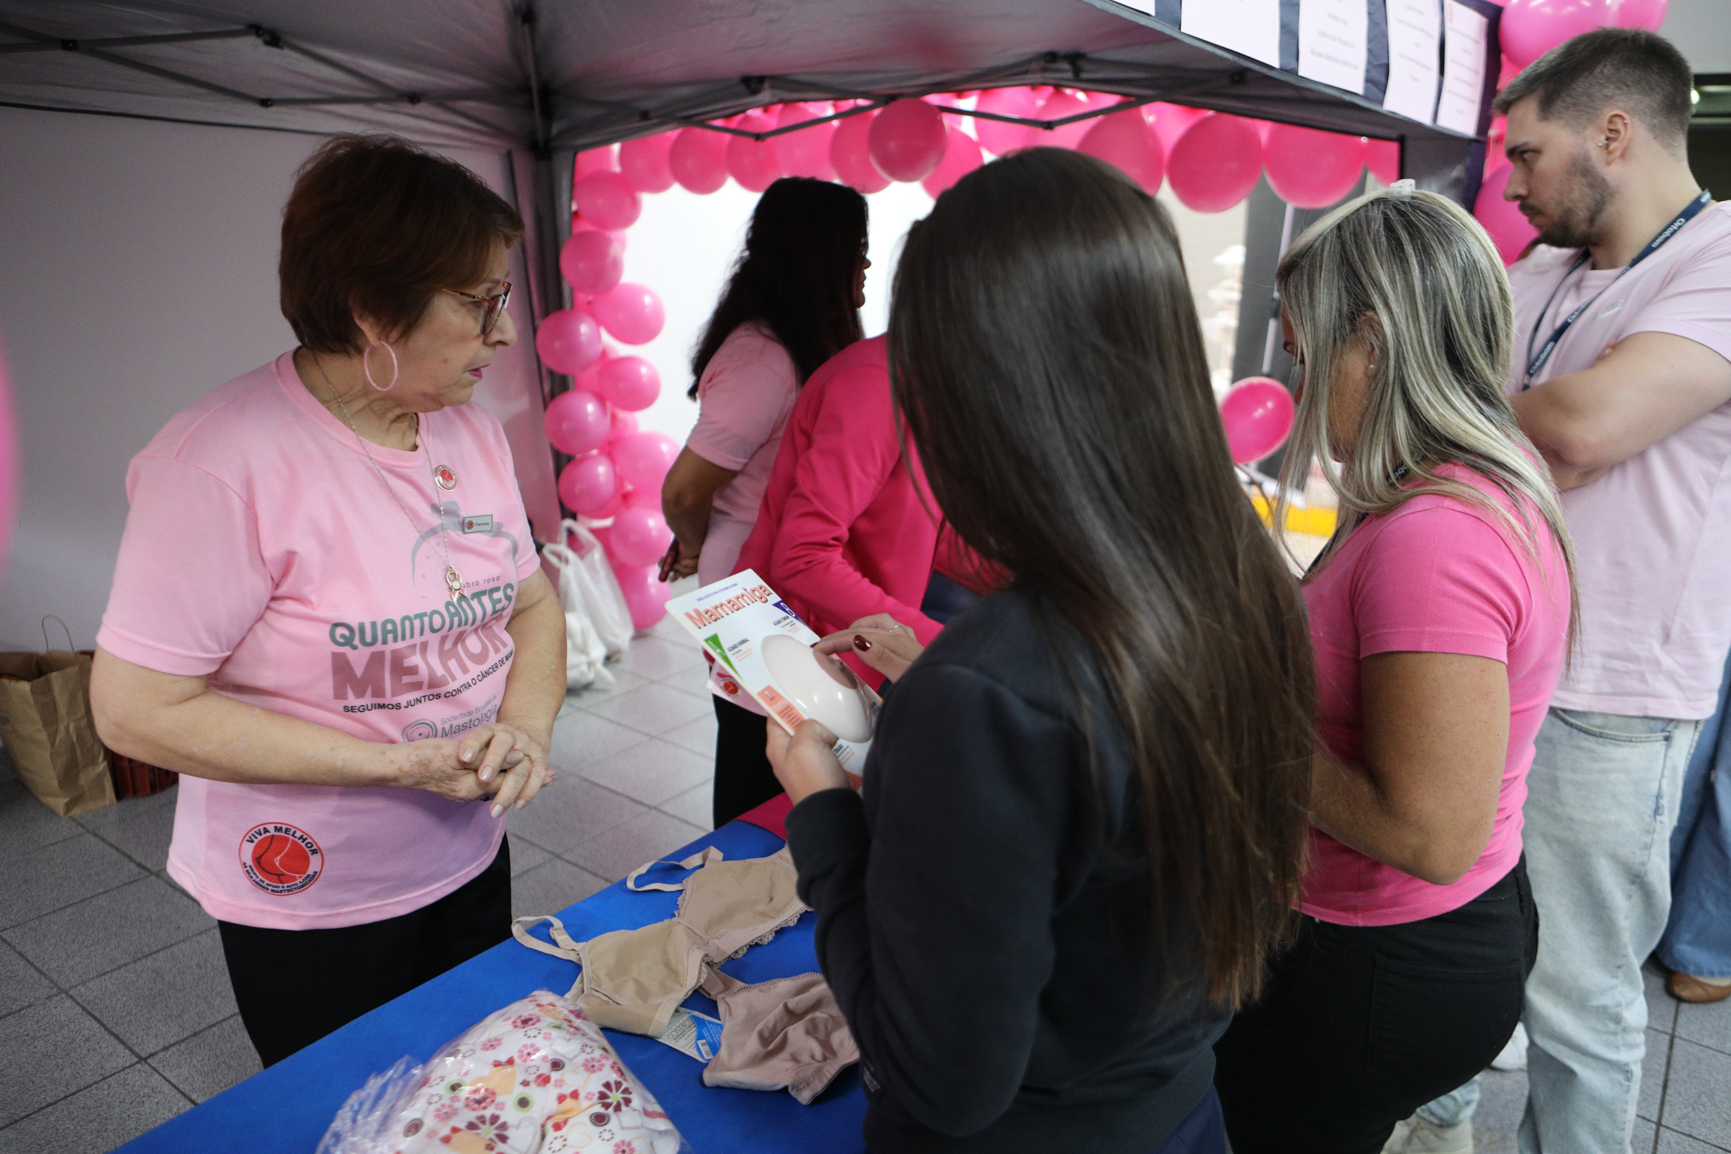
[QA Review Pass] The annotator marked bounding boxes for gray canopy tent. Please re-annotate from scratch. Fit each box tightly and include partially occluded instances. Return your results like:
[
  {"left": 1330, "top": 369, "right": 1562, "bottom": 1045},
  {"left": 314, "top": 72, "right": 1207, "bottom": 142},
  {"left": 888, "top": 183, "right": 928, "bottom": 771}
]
[{"left": 0, "top": 0, "right": 1495, "bottom": 405}]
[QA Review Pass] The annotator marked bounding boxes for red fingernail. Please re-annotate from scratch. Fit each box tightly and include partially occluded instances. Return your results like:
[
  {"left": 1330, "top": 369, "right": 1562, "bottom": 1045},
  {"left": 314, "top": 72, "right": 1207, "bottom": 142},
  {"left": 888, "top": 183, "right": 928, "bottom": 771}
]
[{"left": 853, "top": 635, "right": 872, "bottom": 652}]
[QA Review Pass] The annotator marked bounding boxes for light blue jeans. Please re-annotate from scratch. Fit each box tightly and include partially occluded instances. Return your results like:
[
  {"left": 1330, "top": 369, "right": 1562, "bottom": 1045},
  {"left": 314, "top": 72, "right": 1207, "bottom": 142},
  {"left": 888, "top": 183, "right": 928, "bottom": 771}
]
[{"left": 1414, "top": 707, "right": 1701, "bottom": 1153}]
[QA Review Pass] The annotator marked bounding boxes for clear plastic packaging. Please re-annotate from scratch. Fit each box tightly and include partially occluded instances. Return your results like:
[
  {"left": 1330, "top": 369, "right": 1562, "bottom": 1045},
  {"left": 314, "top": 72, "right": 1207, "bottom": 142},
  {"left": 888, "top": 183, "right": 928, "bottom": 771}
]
[{"left": 316, "top": 989, "right": 688, "bottom": 1154}]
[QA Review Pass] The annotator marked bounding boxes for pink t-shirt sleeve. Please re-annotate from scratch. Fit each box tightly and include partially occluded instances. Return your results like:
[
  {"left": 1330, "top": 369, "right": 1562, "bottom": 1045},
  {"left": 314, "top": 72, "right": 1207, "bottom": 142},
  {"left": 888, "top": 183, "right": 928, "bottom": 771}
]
[
  {"left": 1352, "top": 503, "right": 1526, "bottom": 665},
  {"left": 685, "top": 329, "right": 798, "bottom": 471},
  {"left": 97, "top": 456, "right": 273, "bottom": 677},
  {"left": 1621, "top": 232, "right": 1731, "bottom": 365}
]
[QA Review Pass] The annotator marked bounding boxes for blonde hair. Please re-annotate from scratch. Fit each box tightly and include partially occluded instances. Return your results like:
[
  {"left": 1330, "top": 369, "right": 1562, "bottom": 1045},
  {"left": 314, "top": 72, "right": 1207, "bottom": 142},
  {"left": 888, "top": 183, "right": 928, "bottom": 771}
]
[{"left": 1274, "top": 186, "right": 1577, "bottom": 636}]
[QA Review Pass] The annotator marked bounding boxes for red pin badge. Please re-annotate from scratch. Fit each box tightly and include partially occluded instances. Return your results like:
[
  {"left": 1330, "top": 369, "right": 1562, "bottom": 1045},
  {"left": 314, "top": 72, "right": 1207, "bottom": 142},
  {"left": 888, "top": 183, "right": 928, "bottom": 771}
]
[{"left": 433, "top": 464, "right": 457, "bottom": 490}]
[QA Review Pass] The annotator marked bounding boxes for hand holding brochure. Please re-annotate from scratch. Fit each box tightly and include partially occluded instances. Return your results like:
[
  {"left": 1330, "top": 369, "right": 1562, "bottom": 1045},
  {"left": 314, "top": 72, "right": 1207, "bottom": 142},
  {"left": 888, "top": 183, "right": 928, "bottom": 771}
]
[{"left": 665, "top": 571, "right": 879, "bottom": 770}]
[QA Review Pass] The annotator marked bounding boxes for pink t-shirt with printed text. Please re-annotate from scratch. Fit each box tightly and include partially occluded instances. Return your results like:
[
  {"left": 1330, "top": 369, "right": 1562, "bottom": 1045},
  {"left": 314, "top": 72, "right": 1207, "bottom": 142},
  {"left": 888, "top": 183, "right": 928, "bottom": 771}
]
[
  {"left": 1508, "top": 203, "right": 1731, "bottom": 719},
  {"left": 1300, "top": 465, "right": 1571, "bottom": 926},
  {"left": 97, "top": 352, "right": 541, "bottom": 930}
]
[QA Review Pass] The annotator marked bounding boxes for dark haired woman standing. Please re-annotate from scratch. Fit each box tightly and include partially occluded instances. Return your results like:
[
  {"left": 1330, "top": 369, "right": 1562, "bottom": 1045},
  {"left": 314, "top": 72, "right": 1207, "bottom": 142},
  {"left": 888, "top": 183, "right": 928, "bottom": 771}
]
[
  {"left": 90, "top": 135, "right": 565, "bottom": 1066},
  {"left": 766, "top": 149, "right": 1316, "bottom": 1153},
  {"left": 659, "top": 176, "right": 868, "bottom": 824}
]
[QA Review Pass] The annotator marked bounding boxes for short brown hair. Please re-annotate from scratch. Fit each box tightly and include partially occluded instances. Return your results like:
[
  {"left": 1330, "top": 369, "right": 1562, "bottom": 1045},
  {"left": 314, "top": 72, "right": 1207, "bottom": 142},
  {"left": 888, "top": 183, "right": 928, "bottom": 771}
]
[
  {"left": 1494, "top": 28, "right": 1694, "bottom": 151},
  {"left": 281, "top": 134, "right": 524, "bottom": 353}
]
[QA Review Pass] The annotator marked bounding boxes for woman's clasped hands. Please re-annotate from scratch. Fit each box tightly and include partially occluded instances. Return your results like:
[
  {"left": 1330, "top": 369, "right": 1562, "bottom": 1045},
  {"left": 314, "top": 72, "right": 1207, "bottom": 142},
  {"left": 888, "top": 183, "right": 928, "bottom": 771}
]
[
  {"left": 393, "top": 720, "right": 554, "bottom": 818},
  {"left": 765, "top": 614, "right": 924, "bottom": 805}
]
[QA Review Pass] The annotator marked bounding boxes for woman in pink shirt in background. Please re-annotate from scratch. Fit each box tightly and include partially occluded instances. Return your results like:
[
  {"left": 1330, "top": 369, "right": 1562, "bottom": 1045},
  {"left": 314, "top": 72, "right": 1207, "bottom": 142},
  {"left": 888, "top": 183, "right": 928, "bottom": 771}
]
[
  {"left": 656, "top": 177, "right": 870, "bottom": 825},
  {"left": 1212, "top": 188, "right": 1576, "bottom": 1152}
]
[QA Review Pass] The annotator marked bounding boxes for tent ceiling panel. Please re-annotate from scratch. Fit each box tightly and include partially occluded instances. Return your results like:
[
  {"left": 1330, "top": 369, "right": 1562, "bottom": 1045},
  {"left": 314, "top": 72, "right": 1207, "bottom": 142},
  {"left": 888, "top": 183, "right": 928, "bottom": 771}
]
[{"left": 0, "top": 0, "right": 1476, "bottom": 154}]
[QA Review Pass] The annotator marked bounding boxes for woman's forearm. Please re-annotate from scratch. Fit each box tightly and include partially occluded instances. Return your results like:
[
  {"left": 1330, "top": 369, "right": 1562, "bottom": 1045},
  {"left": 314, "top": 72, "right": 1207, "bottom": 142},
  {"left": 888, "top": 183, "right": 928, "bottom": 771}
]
[
  {"left": 1309, "top": 750, "right": 1493, "bottom": 886},
  {"left": 497, "top": 588, "right": 566, "bottom": 741},
  {"left": 91, "top": 649, "right": 399, "bottom": 788}
]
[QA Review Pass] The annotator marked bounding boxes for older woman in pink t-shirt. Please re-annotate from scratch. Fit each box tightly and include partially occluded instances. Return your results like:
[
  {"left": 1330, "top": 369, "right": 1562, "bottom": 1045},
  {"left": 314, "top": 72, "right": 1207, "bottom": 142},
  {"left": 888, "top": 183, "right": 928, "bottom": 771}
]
[
  {"left": 1212, "top": 189, "right": 1575, "bottom": 1153},
  {"left": 657, "top": 178, "right": 870, "bottom": 825},
  {"left": 89, "top": 136, "right": 565, "bottom": 1068}
]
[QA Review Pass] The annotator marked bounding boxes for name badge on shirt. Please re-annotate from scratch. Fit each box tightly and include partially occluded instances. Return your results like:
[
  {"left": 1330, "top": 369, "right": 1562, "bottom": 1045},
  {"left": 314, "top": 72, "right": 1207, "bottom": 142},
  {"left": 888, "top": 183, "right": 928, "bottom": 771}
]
[{"left": 461, "top": 514, "right": 494, "bottom": 534}]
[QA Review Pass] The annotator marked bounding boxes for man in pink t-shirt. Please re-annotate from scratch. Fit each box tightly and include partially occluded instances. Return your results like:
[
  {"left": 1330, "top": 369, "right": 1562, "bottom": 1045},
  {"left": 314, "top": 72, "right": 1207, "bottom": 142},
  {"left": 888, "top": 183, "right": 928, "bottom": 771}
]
[{"left": 1396, "top": 30, "right": 1731, "bottom": 1154}]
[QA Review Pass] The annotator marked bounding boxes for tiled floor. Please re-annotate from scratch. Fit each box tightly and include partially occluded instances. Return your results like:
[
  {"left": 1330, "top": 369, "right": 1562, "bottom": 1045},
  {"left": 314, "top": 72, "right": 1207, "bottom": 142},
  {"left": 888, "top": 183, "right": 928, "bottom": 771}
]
[
  {"left": 0, "top": 611, "right": 719, "bottom": 1153},
  {"left": 4, "top": 609, "right": 1731, "bottom": 1153}
]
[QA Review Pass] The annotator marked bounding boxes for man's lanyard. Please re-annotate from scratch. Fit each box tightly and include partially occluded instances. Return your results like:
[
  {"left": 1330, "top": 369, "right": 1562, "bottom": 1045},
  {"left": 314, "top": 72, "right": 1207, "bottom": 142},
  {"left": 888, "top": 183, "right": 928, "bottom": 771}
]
[{"left": 1520, "top": 189, "right": 1713, "bottom": 390}]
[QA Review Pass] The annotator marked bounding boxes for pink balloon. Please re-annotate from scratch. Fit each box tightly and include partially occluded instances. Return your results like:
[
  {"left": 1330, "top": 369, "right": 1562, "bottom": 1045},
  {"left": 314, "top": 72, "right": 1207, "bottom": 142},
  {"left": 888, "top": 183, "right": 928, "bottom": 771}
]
[
  {"left": 921, "top": 127, "right": 984, "bottom": 198},
  {"left": 621, "top": 483, "right": 659, "bottom": 506},
  {"left": 1078, "top": 103, "right": 1165, "bottom": 193},
  {"left": 574, "top": 170, "right": 641, "bottom": 232},
  {"left": 974, "top": 86, "right": 1041, "bottom": 156},
  {"left": 590, "top": 283, "right": 665, "bottom": 345},
  {"left": 1029, "top": 88, "right": 1094, "bottom": 149},
  {"left": 559, "top": 229, "right": 624, "bottom": 295},
  {"left": 543, "top": 388, "right": 611, "bottom": 456},
  {"left": 869, "top": 98, "right": 947, "bottom": 182},
  {"left": 0, "top": 336, "right": 14, "bottom": 595},
  {"left": 1148, "top": 102, "right": 1206, "bottom": 153},
  {"left": 1500, "top": 0, "right": 1617, "bottom": 68},
  {"left": 534, "top": 309, "right": 602, "bottom": 374},
  {"left": 609, "top": 408, "right": 639, "bottom": 442},
  {"left": 1167, "top": 113, "right": 1265, "bottom": 213},
  {"left": 610, "top": 503, "right": 675, "bottom": 568},
  {"left": 1366, "top": 137, "right": 1402, "bottom": 185},
  {"left": 1219, "top": 378, "right": 1297, "bottom": 464},
  {"left": 573, "top": 146, "right": 618, "bottom": 181},
  {"left": 669, "top": 126, "right": 729, "bottom": 194},
  {"left": 586, "top": 492, "right": 627, "bottom": 522},
  {"left": 611, "top": 560, "right": 672, "bottom": 631},
  {"left": 1475, "top": 163, "right": 1540, "bottom": 265},
  {"left": 773, "top": 102, "right": 837, "bottom": 180},
  {"left": 727, "top": 112, "right": 783, "bottom": 193},
  {"left": 611, "top": 431, "right": 679, "bottom": 493},
  {"left": 557, "top": 452, "right": 620, "bottom": 517},
  {"left": 619, "top": 133, "right": 675, "bottom": 194},
  {"left": 831, "top": 109, "right": 891, "bottom": 193},
  {"left": 1264, "top": 123, "right": 1367, "bottom": 208},
  {"left": 1615, "top": 0, "right": 1666, "bottom": 30},
  {"left": 597, "top": 355, "right": 660, "bottom": 411}
]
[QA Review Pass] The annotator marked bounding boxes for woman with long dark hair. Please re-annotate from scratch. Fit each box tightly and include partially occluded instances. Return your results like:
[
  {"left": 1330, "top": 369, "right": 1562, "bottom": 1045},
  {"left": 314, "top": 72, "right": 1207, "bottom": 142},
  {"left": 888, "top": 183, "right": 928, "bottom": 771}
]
[
  {"left": 765, "top": 149, "right": 1316, "bottom": 1153},
  {"left": 657, "top": 177, "right": 867, "bottom": 821}
]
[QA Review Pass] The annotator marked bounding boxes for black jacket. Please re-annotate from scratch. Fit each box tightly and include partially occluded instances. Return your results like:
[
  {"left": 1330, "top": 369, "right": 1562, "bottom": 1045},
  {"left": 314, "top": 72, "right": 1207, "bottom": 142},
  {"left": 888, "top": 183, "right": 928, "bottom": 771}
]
[{"left": 786, "top": 589, "right": 1228, "bottom": 1153}]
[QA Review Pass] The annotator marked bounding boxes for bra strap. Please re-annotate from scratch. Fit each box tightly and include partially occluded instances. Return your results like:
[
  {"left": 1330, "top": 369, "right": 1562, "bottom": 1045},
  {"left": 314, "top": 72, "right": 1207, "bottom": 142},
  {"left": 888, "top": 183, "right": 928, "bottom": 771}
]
[
  {"left": 512, "top": 915, "right": 589, "bottom": 1000},
  {"left": 626, "top": 845, "right": 726, "bottom": 891}
]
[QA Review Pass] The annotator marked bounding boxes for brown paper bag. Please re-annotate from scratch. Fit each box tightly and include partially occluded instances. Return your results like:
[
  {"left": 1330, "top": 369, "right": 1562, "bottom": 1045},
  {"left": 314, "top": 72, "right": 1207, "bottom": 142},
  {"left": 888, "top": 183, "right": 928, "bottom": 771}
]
[{"left": 0, "top": 645, "right": 116, "bottom": 817}]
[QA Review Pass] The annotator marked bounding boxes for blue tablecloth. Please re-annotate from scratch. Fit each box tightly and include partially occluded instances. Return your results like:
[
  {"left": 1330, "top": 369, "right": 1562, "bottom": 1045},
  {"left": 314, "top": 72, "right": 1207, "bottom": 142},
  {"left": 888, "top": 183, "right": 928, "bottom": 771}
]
[{"left": 116, "top": 820, "right": 866, "bottom": 1154}]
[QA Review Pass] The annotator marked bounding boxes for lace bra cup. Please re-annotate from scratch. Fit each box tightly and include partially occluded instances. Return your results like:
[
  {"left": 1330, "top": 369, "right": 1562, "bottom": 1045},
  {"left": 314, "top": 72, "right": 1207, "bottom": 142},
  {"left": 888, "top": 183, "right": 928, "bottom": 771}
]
[
  {"left": 512, "top": 845, "right": 809, "bottom": 1038},
  {"left": 698, "top": 969, "right": 860, "bottom": 1105}
]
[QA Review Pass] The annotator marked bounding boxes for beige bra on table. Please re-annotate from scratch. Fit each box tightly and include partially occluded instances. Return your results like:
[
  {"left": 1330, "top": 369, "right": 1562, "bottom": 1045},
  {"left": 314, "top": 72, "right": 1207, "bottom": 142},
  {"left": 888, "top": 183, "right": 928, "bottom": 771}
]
[
  {"left": 512, "top": 845, "right": 807, "bottom": 1035},
  {"left": 513, "top": 844, "right": 858, "bottom": 1104}
]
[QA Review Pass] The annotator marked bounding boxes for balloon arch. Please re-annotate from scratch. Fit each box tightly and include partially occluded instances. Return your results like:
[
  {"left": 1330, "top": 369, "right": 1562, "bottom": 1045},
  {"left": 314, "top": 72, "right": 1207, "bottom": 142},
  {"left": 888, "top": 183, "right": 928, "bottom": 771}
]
[{"left": 536, "top": 0, "right": 1668, "bottom": 628}]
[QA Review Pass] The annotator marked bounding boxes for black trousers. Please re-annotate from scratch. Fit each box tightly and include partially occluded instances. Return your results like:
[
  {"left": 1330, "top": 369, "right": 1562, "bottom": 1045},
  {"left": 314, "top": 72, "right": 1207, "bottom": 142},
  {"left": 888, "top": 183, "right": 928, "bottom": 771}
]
[
  {"left": 218, "top": 835, "right": 512, "bottom": 1067},
  {"left": 1214, "top": 856, "right": 1538, "bottom": 1154},
  {"left": 713, "top": 695, "right": 782, "bottom": 827}
]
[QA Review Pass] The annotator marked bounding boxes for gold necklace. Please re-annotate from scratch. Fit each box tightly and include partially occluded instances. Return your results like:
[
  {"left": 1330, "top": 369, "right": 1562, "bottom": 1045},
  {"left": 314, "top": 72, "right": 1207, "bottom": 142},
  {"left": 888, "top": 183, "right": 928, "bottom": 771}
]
[{"left": 311, "top": 352, "right": 464, "bottom": 602}]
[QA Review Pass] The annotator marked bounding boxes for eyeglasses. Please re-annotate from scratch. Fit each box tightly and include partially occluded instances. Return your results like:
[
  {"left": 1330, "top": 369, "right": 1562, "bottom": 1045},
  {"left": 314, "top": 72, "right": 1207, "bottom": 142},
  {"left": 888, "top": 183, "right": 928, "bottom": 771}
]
[{"left": 443, "top": 282, "right": 512, "bottom": 337}]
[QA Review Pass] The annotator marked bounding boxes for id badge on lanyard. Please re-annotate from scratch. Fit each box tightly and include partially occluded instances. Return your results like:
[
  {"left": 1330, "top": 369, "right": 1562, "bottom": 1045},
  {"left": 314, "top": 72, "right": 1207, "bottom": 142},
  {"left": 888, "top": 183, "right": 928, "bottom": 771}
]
[{"left": 1519, "top": 190, "right": 1713, "bottom": 391}]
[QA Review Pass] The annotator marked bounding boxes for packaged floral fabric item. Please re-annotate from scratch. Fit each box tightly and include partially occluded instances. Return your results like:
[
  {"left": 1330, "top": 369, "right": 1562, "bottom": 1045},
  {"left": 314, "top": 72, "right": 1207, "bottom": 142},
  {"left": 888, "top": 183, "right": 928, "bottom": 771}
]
[{"left": 316, "top": 989, "right": 687, "bottom": 1154}]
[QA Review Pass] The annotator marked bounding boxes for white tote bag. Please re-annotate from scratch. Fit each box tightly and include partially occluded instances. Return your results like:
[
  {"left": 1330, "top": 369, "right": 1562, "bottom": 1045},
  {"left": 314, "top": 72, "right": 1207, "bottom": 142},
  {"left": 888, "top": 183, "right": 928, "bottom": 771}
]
[{"left": 541, "top": 520, "right": 633, "bottom": 690}]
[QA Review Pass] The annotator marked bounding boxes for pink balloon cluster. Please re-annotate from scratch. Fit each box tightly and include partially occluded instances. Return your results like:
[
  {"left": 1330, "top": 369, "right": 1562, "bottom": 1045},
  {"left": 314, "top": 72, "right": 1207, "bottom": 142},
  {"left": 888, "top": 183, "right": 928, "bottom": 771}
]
[
  {"left": 1501, "top": 0, "right": 1664, "bottom": 68},
  {"left": 552, "top": 424, "right": 679, "bottom": 629}
]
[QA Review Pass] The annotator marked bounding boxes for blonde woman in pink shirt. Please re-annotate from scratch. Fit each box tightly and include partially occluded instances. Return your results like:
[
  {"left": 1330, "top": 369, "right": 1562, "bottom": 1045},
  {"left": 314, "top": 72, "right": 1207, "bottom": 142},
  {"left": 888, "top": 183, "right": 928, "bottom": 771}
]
[
  {"left": 658, "top": 177, "right": 869, "bottom": 825},
  {"left": 1212, "top": 187, "right": 1576, "bottom": 1152},
  {"left": 89, "top": 136, "right": 565, "bottom": 1067}
]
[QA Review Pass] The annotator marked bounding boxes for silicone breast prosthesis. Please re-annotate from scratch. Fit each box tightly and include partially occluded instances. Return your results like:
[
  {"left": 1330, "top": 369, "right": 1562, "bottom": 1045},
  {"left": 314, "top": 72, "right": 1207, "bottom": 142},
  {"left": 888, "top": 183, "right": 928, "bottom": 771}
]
[{"left": 759, "top": 633, "right": 876, "bottom": 743}]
